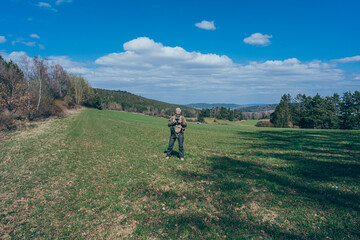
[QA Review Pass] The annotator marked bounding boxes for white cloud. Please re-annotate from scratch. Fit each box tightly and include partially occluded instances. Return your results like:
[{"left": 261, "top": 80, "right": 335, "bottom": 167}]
[
  {"left": 38, "top": 2, "right": 51, "bottom": 8},
  {"left": 1, "top": 51, "right": 30, "bottom": 63},
  {"left": 38, "top": 44, "right": 46, "bottom": 50},
  {"left": 22, "top": 42, "right": 36, "bottom": 47},
  {"left": 353, "top": 73, "right": 360, "bottom": 80},
  {"left": 244, "top": 33, "right": 272, "bottom": 46},
  {"left": 37, "top": 2, "right": 57, "bottom": 11},
  {"left": 195, "top": 20, "right": 216, "bottom": 30},
  {"left": 12, "top": 37, "right": 25, "bottom": 45},
  {"left": 334, "top": 55, "right": 360, "bottom": 63},
  {"left": 91, "top": 37, "right": 349, "bottom": 103},
  {"left": 0, "top": 36, "right": 6, "bottom": 43},
  {"left": 11, "top": 37, "right": 38, "bottom": 47},
  {"left": 96, "top": 37, "right": 232, "bottom": 68},
  {"left": 56, "top": 0, "right": 73, "bottom": 5},
  {"left": 30, "top": 34, "right": 40, "bottom": 39},
  {"left": 2, "top": 38, "right": 357, "bottom": 104},
  {"left": 47, "top": 56, "right": 89, "bottom": 75},
  {"left": 12, "top": 38, "right": 32, "bottom": 47}
]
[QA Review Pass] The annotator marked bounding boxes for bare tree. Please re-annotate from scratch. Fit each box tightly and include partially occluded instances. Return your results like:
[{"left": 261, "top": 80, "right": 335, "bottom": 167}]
[
  {"left": 0, "top": 56, "right": 27, "bottom": 113},
  {"left": 20, "top": 55, "right": 32, "bottom": 118},
  {"left": 32, "top": 56, "right": 49, "bottom": 113},
  {"left": 49, "top": 64, "right": 70, "bottom": 99},
  {"left": 67, "top": 74, "right": 93, "bottom": 105}
]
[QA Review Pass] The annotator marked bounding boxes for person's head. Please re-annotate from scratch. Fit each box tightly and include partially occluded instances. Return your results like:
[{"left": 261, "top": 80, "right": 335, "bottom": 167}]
[{"left": 176, "top": 107, "right": 181, "bottom": 115}]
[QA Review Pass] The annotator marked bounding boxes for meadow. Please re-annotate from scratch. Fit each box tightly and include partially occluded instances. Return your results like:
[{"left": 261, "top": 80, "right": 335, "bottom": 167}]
[{"left": 0, "top": 109, "right": 359, "bottom": 239}]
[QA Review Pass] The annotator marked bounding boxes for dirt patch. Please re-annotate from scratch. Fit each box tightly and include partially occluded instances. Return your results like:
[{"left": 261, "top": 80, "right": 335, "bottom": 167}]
[
  {"left": 261, "top": 209, "right": 279, "bottom": 223},
  {"left": 54, "top": 99, "right": 85, "bottom": 117},
  {"left": 0, "top": 135, "right": 11, "bottom": 145},
  {"left": 1, "top": 103, "right": 85, "bottom": 144},
  {"left": 96, "top": 215, "right": 137, "bottom": 239}
]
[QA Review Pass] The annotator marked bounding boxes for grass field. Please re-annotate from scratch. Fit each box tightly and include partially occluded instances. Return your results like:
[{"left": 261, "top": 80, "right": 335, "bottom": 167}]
[{"left": 1, "top": 109, "right": 359, "bottom": 239}]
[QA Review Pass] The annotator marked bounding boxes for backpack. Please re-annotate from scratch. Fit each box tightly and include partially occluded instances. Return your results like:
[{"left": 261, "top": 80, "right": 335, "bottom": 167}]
[{"left": 172, "top": 123, "right": 184, "bottom": 138}]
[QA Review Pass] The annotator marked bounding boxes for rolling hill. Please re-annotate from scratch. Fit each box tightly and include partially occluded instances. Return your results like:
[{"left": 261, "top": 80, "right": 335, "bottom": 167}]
[
  {"left": 236, "top": 104, "right": 277, "bottom": 112},
  {"left": 94, "top": 88, "right": 197, "bottom": 117}
]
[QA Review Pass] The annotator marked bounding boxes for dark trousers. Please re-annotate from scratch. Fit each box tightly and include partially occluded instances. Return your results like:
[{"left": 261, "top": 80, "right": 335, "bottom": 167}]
[{"left": 166, "top": 133, "right": 184, "bottom": 158}]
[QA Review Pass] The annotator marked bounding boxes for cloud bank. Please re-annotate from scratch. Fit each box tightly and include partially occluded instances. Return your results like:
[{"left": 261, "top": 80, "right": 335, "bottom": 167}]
[
  {"left": 335, "top": 55, "right": 360, "bottom": 63},
  {"left": 2, "top": 37, "right": 358, "bottom": 103},
  {"left": 91, "top": 37, "right": 348, "bottom": 102}
]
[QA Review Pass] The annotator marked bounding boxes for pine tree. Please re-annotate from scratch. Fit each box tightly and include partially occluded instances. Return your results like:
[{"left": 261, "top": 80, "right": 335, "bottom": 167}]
[
  {"left": 340, "top": 92, "right": 356, "bottom": 129},
  {"left": 270, "top": 94, "right": 292, "bottom": 128},
  {"left": 197, "top": 110, "right": 205, "bottom": 123}
]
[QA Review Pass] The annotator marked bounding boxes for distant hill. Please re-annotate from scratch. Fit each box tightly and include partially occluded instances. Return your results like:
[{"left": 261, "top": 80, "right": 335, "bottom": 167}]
[
  {"left": 236, "top": 104, "right": 277, "bottom": 112},
  {"left": 186, "top": 103, "right": 276, "bottom": 111},
  {"left": 94, "top": 88, "right": 197, "bottom": 117},
  {"left": 186, "top": 103, "right": 258, "bottom": 109},
  {"left": 94, "top": 89, "right": 275, "bottom": 117}
]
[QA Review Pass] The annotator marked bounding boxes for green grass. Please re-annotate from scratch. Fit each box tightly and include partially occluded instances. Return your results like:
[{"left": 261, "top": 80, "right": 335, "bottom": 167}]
[{"left": 1, "top": 109, "right": 359, "bottom": 239}]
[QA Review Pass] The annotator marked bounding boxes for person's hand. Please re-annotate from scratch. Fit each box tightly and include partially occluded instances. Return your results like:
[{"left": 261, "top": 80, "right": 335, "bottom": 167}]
[
  {"left": 178, "top": 119, "right": 182, "bottom": 123},
  {"left": 173, "top": 119, "right": 176, "bottom": 123}
]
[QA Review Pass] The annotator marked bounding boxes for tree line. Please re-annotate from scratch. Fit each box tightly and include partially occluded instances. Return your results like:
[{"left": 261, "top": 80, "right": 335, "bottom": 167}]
[
  {"left": 270, "top": 92, "right": 360, "bottom": 129},
  {"left": 197, "top": 107, "right": 271, "bottom": 122},
  {"left": 0, "top": 55, "right": 101, "bottom": 130}
]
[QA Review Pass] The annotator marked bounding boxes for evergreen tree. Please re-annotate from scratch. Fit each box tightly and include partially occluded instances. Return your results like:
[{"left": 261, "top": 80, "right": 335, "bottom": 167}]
[
  {"left": 228, "top": 110, "right": 234, "bottom": 121},
  {"left": 270, "top": 94, "right": 292, "bottom": 128},
  {"left": 197, "top": 109, "right": 206, "bottom": 123},
  {"left": 340, "top": 91, "right": 359, "bottom": 129}
]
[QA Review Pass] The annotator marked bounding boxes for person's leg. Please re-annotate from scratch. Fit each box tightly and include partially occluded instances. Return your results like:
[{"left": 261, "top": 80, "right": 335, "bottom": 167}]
[
  {"left": 178, "top": 133, "right": 184, "bottom": 159},
  {"left": 166, "top": 135, "right": 176, "bottom": 157}
]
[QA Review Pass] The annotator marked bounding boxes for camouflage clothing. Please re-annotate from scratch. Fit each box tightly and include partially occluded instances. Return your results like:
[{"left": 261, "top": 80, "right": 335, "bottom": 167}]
[
  {"left": 166, "top": 114, "right": 187, "bottom": 158},
  {"left": 168, "top": 115, "right": 187, "bottom": 129}
]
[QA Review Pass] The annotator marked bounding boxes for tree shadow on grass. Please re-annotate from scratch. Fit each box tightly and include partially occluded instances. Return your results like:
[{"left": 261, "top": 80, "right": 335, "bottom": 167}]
[
  {"left": 135, "top": 129, "right": 360, "bottom": 239},
  {"left": 234, "top": 130, "right": 360, "bottom": 180},
  {"left": 136, "top": 165, "right": 305, "bottom": 239}
]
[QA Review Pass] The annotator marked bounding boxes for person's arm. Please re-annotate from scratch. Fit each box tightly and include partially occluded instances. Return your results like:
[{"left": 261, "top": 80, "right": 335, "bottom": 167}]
[
  {"left": 180, "top": 116, "right": 187, "bottom": 127},
  {"left": 168, "top": 116, "right": 176, "bottom": 127}
]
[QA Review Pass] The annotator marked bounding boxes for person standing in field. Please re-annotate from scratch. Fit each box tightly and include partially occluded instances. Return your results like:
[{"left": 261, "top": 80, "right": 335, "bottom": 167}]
[{"left": 166, "top": 107, "right": 187, "bottom": 160}]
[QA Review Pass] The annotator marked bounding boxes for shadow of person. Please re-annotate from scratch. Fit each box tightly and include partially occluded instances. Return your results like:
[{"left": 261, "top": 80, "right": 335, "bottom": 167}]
[{"left": 163, "top": 150, "right": 179, "bottom": 158}]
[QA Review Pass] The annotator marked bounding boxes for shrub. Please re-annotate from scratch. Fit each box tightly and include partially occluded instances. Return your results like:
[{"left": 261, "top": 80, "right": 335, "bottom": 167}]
[
  {"left": 0, "top": 110, "right": 16, "bottom": 130},
  {"left": 255, "top": 120, "right": 274, "bottom": 127}
]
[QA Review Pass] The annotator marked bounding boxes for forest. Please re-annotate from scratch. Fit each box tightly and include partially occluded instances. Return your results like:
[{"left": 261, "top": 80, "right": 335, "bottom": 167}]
[
  {"left": 270, "top": 93, "right": 360, "bottom": 129},
  {"left": 0, "top": 55, "right": 101, "bottom": 130}
]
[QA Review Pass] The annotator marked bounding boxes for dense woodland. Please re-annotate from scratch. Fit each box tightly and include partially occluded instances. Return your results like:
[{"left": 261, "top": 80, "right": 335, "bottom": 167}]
[
  {"left": 0, "top": 55, "right": 100, "bottom": 130},
  {"left": 270, "top": 92, "right": 360, "bottom": 129},
  {"left": 197, "top": 107, "right": 271, "bottom": 122}
]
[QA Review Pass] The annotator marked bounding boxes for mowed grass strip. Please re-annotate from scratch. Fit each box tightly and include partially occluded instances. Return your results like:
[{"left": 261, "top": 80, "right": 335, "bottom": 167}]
[{"left": 0, "top": 109, "right": 359, "bottom": 239}]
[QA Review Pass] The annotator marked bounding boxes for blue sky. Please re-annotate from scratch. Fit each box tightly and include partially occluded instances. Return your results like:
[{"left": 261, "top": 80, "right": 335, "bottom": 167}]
[{"left": 1, "top": 0, "right": 360, "bottom": 104}]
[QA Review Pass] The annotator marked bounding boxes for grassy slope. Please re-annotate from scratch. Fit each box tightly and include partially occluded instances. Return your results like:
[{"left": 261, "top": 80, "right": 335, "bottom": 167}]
[
  {"left": 0, "top": 109, "right": 359, "bottom": 239},
  {"left": 94, "top": 88, "right": 195, "bottom": 115}
]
